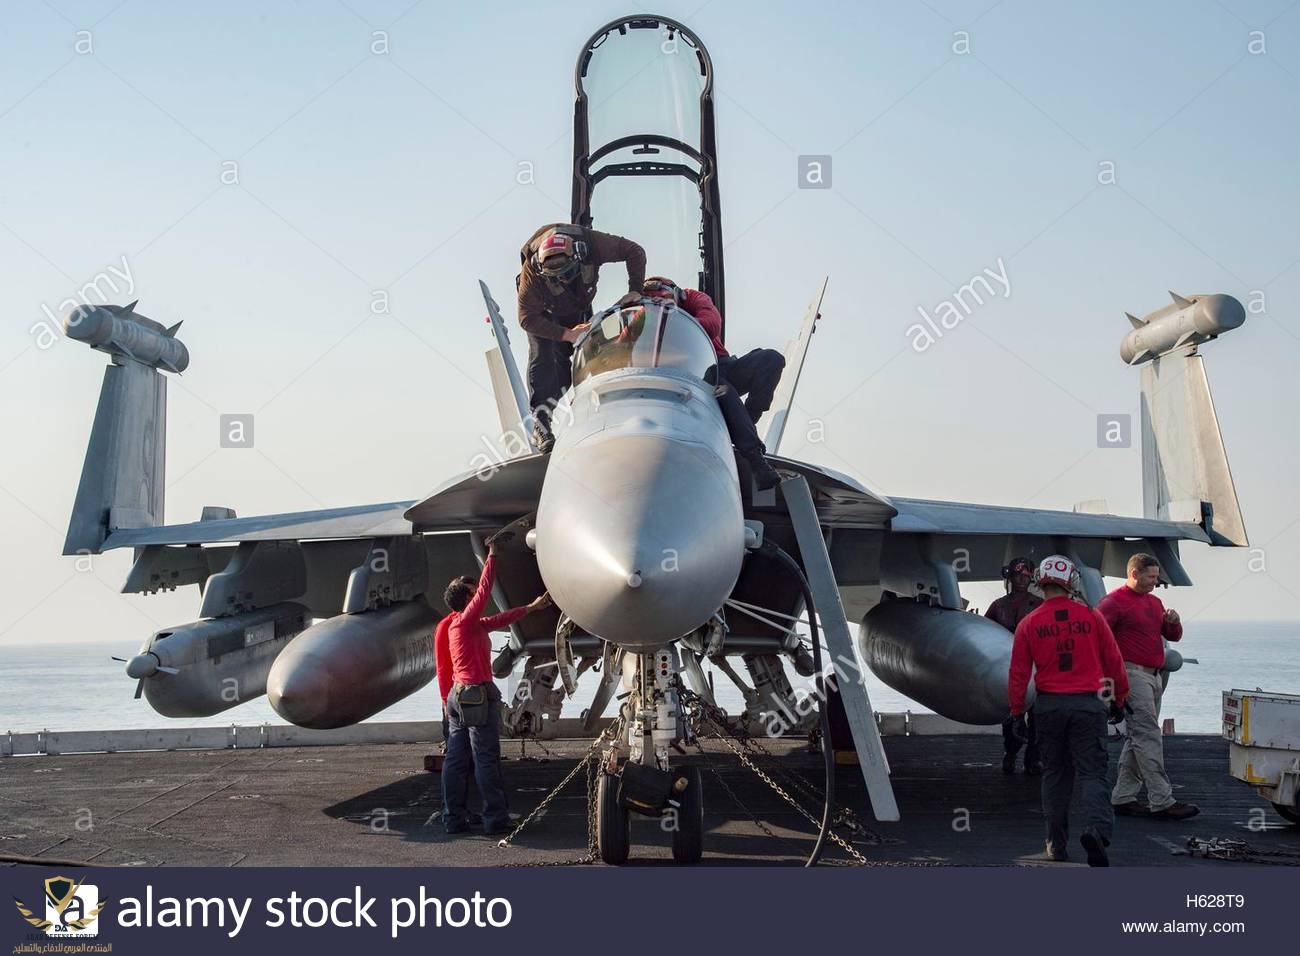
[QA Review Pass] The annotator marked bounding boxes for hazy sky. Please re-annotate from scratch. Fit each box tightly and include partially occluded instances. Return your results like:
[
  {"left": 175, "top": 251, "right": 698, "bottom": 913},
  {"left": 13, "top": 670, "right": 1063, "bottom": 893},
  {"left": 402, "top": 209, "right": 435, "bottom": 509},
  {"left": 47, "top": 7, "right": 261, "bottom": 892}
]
[{"left": 3, "top": 0, "right": 1300, "bottom": 651}]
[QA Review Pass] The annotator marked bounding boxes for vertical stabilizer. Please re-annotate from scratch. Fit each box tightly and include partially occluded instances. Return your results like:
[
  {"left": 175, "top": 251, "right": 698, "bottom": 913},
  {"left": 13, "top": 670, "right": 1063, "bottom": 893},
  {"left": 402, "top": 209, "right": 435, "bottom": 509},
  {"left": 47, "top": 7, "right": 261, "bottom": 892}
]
[
  {"left": 63, "top": 303, "right": 181, "bottom": 555},
  {"left": 761, "top": 277, "right": 827, "bottom": 456},
  {"left": 480, "top": 280, "right": 537, "bottom": 455}
]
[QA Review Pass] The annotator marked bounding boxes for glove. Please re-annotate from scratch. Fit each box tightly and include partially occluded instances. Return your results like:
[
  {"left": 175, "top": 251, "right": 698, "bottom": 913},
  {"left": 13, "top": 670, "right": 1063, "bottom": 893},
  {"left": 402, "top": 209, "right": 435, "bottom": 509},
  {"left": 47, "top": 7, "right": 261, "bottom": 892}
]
[
  {"left": 486, "top": 530, "right": 515, "bottom": 554},
  {"left": 1107, "top": 700, "right": 1133, "bottom": 725},
  {"left": 1010, "top": 713, "right": 1028, "bottom": 742}
]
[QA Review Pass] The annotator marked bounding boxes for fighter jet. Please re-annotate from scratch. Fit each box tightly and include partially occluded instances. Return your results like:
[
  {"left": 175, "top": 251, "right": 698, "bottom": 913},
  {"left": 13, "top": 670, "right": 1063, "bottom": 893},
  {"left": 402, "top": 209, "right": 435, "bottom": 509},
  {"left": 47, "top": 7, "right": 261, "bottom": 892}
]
[{"left": 60, "top": 15, "right": 1248, "bottom": 864}]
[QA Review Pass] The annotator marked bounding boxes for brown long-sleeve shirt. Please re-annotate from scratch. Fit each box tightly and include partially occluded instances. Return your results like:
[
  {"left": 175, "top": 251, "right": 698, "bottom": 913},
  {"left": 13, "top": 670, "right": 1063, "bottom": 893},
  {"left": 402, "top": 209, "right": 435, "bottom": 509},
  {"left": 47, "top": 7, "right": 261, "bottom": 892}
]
[{"left": 517, "top": 230, "right": 646, "bottom": 341}]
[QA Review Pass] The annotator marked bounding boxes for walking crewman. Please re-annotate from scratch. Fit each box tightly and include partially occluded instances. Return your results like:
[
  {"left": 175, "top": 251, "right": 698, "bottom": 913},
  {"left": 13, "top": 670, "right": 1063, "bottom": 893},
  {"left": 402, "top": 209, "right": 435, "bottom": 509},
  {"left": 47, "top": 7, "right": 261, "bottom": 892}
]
[
  {"left": 1101, "top": 553, "right": 1199, "bottom": 820},
  {"left": 1008, "top": 555, "right": 1129, "bottom": 865}
]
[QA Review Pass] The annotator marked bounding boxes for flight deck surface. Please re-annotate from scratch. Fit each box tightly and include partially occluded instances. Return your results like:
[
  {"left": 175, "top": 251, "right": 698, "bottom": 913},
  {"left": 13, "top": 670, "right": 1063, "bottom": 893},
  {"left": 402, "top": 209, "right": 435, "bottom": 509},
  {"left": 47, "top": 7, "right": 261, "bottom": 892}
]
[{"left": 2, "top": 735, "right": 1292, "bottom": 867}]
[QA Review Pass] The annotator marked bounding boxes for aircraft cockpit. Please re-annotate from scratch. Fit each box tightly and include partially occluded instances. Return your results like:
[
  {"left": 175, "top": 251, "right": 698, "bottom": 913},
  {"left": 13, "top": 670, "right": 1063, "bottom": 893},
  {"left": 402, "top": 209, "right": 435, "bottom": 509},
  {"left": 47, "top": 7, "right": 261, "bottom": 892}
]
[{"left": 571, "top": 300, "right": 717, "bottom": 386}]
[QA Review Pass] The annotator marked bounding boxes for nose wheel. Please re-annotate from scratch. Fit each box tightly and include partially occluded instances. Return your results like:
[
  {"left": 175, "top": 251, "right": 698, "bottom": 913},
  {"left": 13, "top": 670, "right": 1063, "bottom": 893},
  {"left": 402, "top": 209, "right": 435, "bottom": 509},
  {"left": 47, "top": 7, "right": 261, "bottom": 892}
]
[
  {"left": 593, "top": 644, "right": 705, "bottom": 865},
  {"left": 595, "top": 763, "right": 705, "bottom": 865}
]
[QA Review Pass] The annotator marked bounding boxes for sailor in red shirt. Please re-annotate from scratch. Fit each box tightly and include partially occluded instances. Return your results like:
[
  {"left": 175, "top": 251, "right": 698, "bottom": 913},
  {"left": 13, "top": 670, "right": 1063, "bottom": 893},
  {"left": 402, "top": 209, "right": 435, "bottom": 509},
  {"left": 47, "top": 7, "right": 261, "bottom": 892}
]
[
  {"left": 440, "top": 532, "right": 550, "bottom": 835},
  {"left": 642, "top": 277, "right": 784, "bottom": 490},
  {"left": 432, "top": 610, "right": 462, "bottom": 742},
  {"left": 1099, "top": 553, "right": 1199, "bottom": 821},
  {"left": 1008, "top": 555, "right": 1128, "bottom": 866}
]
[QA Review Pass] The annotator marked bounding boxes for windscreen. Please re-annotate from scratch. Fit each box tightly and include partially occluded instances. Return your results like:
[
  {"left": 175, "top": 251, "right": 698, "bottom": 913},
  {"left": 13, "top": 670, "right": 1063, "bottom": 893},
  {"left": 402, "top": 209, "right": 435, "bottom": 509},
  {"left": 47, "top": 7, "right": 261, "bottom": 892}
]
[
  {"left": 572, "top": 302, "right": 717, "bottom": 386},
  {"left": 577, "top": 19, "right": 712, "bottom": 299}
]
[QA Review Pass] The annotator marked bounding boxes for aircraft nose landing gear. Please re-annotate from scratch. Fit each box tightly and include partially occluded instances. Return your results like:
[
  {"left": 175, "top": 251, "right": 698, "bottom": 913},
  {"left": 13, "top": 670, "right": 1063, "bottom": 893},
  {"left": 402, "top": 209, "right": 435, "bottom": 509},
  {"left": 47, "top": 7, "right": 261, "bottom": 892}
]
[{"left": 595, "top": 645, "right": 704, "bottom": 865}]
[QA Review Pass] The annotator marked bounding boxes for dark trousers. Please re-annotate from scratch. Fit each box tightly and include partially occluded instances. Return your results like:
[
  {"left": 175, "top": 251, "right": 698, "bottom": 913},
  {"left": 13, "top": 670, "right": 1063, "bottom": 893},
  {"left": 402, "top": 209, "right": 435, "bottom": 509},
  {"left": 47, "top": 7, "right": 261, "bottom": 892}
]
[
  {"left": 718, "top": 349, "right": 785, "bottom": 421},
  {"left": 709, "top": 374, "right": 764, "bottom": 456},
  {"left": 707, "top": 348, "right": 785, "bottom": 458},
  {"left": 441, "top": 683, "right": 509, "bottom": 831},
  {"left": 526, "top": 330, "right": 576, "bottom": 416},
  {"left": 1001, "top": 708, "right": 1040, "bottom": 767},
  {"left": 1034, "top": 693, "right": 1113, "bottom": 851}
]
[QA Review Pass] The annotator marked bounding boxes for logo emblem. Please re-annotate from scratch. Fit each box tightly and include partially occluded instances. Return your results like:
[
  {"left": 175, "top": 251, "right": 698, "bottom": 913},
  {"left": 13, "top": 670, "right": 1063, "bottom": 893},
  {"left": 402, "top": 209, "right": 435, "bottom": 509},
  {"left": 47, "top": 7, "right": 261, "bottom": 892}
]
[{"left": 13, "top": 876, "right": 105, "bottom": 936}]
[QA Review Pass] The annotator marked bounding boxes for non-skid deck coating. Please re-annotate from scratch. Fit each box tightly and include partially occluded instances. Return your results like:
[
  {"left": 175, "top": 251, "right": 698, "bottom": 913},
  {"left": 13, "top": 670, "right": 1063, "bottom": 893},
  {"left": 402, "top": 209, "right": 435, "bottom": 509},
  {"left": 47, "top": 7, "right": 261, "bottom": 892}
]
[{"left": 1, "top": 735, "right": 1294, "bottom": 867}]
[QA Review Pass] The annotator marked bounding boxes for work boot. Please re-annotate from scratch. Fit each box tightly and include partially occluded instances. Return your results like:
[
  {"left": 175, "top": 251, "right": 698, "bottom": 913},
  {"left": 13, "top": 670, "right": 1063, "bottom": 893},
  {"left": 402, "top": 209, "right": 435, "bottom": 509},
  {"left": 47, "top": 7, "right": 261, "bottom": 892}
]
[
  {"left": 1080, "top": 827, "right": 1110, "bottom": 867},
  {"left": 1002, "top": 752, "right": 1016, "bottom": 774},
  {"left": 1151, "top": 801, "right": 1200, "bottom": 821},
  {"left": 744, "top": 450, "right": 781, "bottom": 491},
  {"left": 1112, "top": 801, "right": 1150, "bottom": 817},
  {"left": 532, "top": 415, "right": 555, "bottom": 455},
  {"left": 484, "top": 812, "right": 523, "bottom": 836},
  {"left": 1045, "top": 842, "right": 1068, "bottom": 862}
]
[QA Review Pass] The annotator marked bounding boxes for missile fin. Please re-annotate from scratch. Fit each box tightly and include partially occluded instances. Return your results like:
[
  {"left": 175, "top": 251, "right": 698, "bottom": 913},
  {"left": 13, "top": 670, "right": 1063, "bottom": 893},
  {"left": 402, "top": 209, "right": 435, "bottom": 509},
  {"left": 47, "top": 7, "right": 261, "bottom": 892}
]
[
  {"left": 121, "top": 300, "right": 139, "bottom": 316},
  {"left": 164, "top": 320, "right": 183, "bottom": 337},
  {"left": 1129, "top": 349, "right": 1152, "bottom": 365},
  {"left": 1174, "top": 329, "right": 1197, "bottom": 348},
  {"left": 1126, "top": 311, "right": 1145, "bottom": 329},
  {"left": 1169, "top": 290, "right": 1194, "bottom": 309}
]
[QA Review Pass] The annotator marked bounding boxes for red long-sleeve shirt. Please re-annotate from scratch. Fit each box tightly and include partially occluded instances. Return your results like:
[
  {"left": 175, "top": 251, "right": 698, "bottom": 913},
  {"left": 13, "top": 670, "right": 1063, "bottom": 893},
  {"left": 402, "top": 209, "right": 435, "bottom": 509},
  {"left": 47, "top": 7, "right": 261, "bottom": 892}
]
[
  {"left": 1008, "top": 596, "right": 1129, "bottom": 715},
  {"left": 1097, "top": 584, "right": 1183, "bottom": 669},
  {"left": 679, "top": 288, "right": 728, "bottom": 357},
  {"left": 433, "top": 614, "right": 454, "bottom": 708},
  {"left": 447, "top": 554, "right": 528, "bottom": 687}
]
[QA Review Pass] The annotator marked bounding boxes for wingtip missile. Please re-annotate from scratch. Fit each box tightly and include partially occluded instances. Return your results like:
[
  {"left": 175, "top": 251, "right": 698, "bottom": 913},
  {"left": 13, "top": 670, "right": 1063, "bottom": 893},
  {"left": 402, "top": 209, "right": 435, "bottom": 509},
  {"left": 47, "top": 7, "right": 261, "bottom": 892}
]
[
  {"left": 1120, "top": 292, "right": 1245, "bottom": 366},
  {"left": 62, "top": 302, "right": 190, "bottom": 373}
]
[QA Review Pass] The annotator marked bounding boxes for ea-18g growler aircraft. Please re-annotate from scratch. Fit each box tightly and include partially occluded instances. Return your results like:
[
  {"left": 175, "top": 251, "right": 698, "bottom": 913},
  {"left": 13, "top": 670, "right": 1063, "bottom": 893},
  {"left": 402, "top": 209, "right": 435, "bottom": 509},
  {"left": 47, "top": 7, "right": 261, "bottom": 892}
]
[{"left": 61, "top": 15, "right": 1247, "bottom": 864}]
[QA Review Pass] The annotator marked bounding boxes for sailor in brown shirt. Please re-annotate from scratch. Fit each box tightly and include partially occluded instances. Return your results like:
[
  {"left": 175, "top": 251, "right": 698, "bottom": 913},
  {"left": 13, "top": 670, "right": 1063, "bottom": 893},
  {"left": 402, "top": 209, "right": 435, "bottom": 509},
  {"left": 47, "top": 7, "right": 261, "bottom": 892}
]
[
  {"left": 988, "top": 556, "right": 1044, "bottom": 775},
  {"left": 516, "top": 223, "right": 646, "bottom": 451}
]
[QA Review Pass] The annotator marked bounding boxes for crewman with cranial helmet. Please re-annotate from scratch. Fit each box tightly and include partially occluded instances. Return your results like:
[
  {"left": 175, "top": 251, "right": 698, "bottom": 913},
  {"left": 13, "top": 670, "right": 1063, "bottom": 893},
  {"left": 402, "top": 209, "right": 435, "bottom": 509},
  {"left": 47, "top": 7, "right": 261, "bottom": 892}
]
[
  {"left": 1008, "top": 555, "right": 1129, "bottom": 866},
  {"left": 987, "top": 556, "right": 1043, "bottom": 774}
]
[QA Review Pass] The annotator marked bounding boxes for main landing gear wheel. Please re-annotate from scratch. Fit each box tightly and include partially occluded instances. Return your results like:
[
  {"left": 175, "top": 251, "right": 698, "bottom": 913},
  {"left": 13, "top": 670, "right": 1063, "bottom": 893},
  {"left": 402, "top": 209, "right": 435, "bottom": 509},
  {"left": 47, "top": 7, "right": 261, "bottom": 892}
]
[
  {"left": 597, "top": 772, "right": 630, "bottom": 865},
  {"left": 671, "top": 765, "right": 704, "bottom": 864},
  {"left": 1273, "top": 802, "right": 1299, "bottom": 824}
]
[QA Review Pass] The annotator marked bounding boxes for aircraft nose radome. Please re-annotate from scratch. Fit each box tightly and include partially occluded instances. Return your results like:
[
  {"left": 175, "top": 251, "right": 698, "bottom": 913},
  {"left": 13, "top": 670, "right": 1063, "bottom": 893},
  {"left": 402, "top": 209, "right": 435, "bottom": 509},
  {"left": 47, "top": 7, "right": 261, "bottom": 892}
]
[
  {"left": 536, "top": 434, "right": 745, "bottom": 650},
  {"left": 266, "top": 648, "right": 332, "bottom": 728}
]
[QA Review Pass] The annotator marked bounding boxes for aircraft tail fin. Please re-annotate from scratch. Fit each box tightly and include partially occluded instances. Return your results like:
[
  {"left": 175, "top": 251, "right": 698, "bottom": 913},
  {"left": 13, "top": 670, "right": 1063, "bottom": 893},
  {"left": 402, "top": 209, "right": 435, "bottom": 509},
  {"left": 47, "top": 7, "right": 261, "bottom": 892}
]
[
  {"left": 761, "top": 277, "right": 827, "bottom": 456},
  {"left": 63, "top": 307, "right": 173, "bottom": 555},
  {"left": 479, "top": 280, "right": 536, "bottom": 456},
  {"left": 1139, "top": 351, "right": 1247, "bottom": 546}
]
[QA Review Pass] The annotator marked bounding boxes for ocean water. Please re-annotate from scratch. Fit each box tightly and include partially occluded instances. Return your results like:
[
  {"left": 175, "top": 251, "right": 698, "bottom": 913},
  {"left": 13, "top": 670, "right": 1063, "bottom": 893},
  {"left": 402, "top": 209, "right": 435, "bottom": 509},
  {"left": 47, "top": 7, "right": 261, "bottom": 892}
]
[{"left": 1, "top": 621, "right": 1296, "bottom": 735}]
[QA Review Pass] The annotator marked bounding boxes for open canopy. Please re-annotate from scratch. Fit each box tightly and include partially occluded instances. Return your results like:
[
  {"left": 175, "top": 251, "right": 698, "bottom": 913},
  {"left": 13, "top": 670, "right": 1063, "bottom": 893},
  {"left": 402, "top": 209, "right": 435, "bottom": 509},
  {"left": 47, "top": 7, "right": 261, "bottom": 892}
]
[{"left": 572, "top": 15, "right": 726, "bottom": 335}]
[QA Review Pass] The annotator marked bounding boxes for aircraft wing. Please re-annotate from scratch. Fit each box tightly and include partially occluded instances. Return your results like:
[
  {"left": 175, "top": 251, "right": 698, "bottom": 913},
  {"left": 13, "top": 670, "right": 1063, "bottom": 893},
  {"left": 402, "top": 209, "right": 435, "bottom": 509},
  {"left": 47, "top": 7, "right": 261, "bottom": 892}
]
[
  {"left": 740, "top": 455, "right": 1214, "bottom": 622},
  {"left": 102, "top": 501, "right": 417, "bottom": 550},
  {"left": 886, "top": 496, "right": 1208, "bottom": 542}
]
